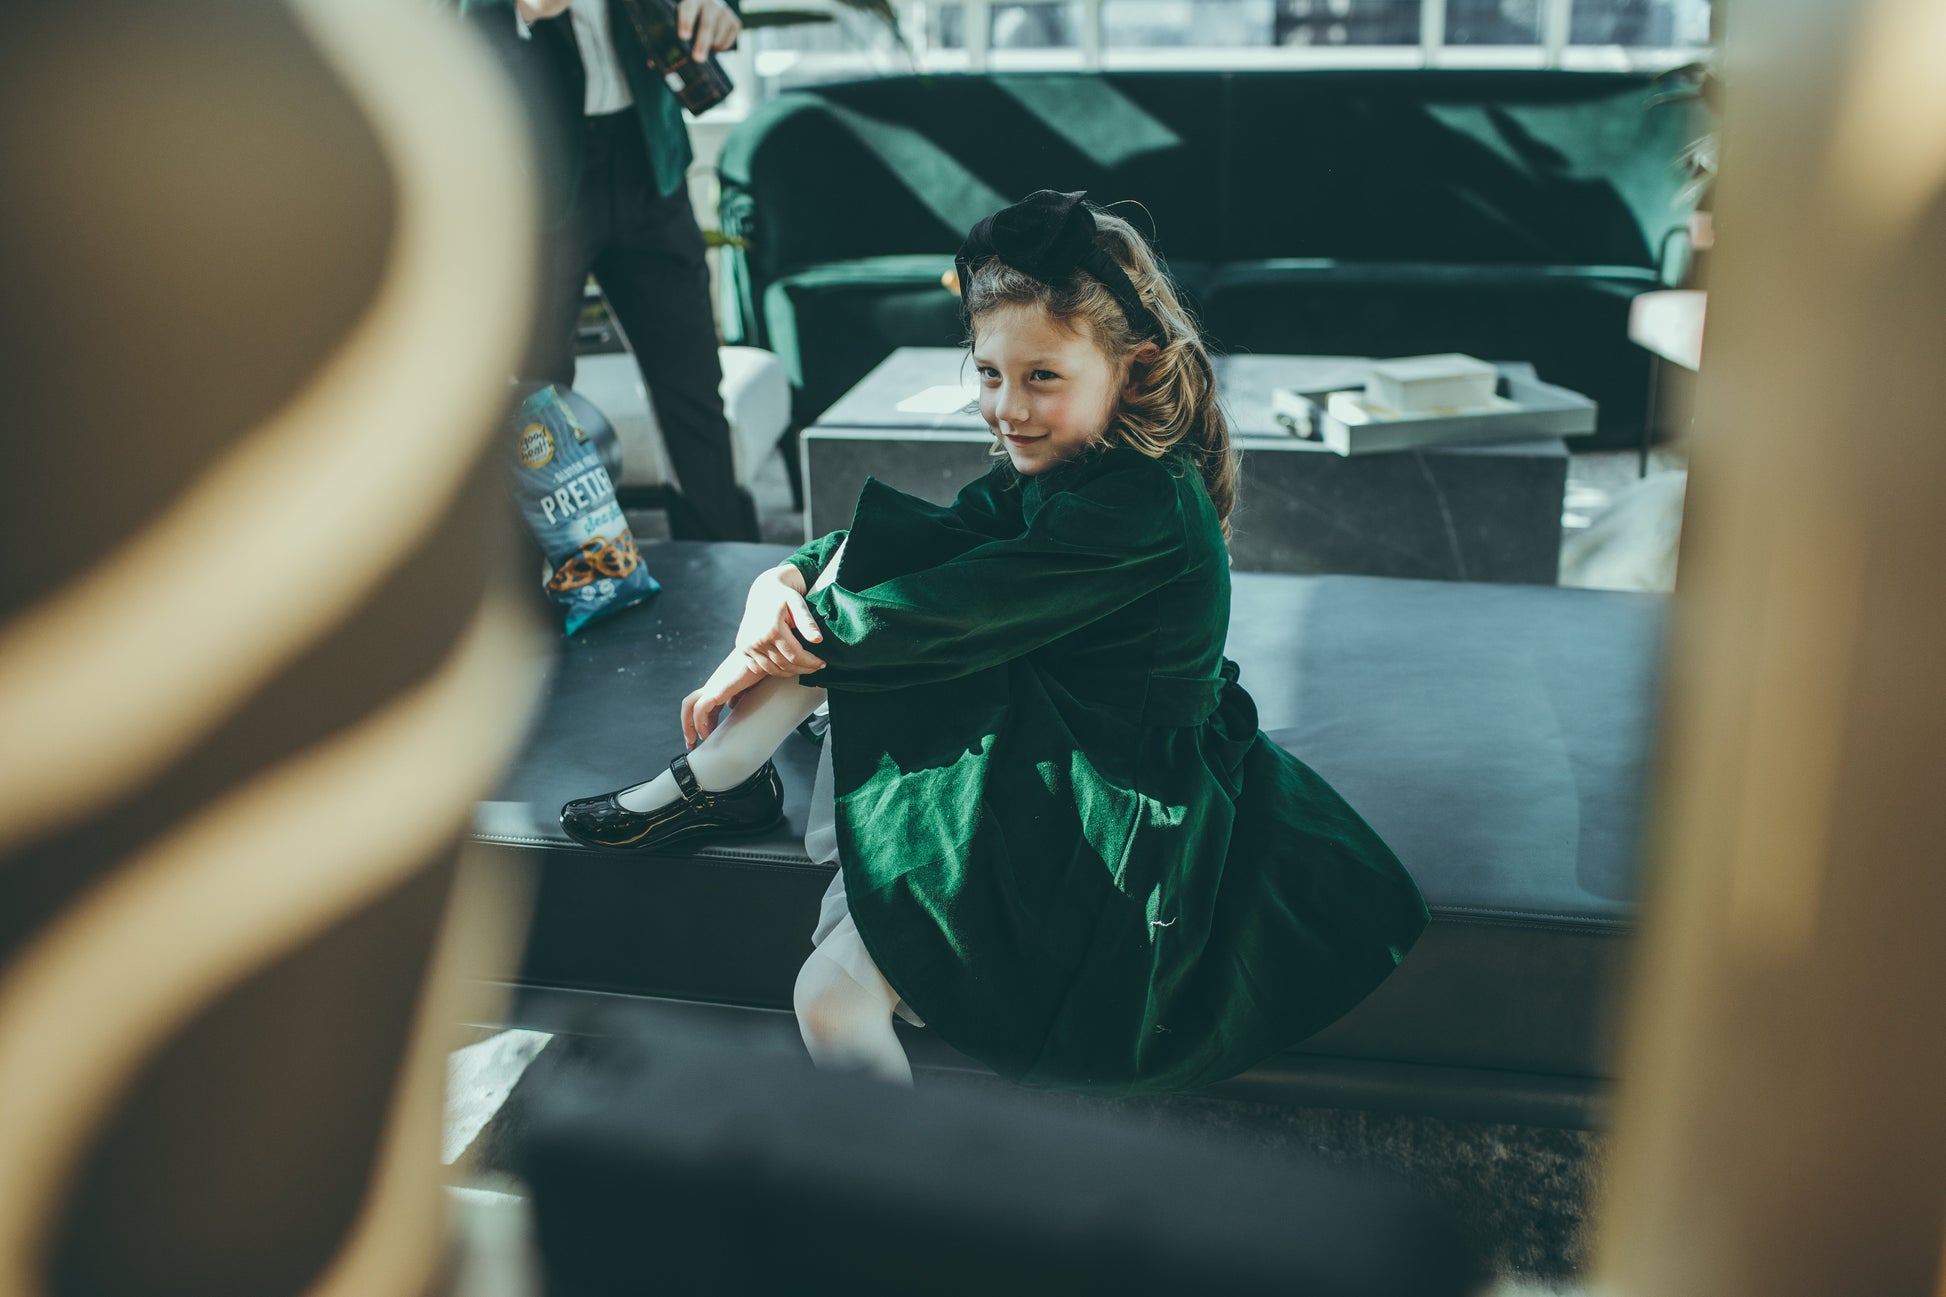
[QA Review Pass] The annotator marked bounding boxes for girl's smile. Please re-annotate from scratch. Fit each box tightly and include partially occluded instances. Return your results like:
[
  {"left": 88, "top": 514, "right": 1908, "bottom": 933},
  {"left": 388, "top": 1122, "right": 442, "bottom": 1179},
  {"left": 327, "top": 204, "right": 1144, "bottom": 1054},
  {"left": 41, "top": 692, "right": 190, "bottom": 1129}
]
[{"left": 973, "top": 304, "right": 1127, "bottom": 474}]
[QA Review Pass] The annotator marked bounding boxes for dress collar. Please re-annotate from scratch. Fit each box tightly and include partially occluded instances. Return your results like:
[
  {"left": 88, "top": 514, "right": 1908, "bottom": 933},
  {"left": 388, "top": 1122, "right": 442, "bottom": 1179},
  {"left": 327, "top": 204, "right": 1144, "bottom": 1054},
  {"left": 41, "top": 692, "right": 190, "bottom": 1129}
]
[
  {"left": 1019, "top": 441, "right": 1197, "bottom": 510},
  {"left": 1019, "top": 442, "right": 1119, "bottom": 509}
]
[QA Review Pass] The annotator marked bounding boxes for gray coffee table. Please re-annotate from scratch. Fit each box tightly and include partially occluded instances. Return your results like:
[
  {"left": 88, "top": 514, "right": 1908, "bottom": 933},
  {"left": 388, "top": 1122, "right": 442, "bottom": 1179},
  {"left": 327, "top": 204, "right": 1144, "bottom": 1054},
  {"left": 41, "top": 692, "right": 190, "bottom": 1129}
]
[{"left": 802, "top": 348, "right": 1574, "bottom": 583}]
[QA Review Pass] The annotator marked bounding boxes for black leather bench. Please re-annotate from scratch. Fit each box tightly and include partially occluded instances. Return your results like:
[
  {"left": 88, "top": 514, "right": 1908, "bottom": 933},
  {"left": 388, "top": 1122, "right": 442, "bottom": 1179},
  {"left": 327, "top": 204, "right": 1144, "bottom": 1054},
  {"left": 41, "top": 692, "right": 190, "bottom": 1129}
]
[{"left": 475, "top": 541, "right": 1665, "bottom": 1129}]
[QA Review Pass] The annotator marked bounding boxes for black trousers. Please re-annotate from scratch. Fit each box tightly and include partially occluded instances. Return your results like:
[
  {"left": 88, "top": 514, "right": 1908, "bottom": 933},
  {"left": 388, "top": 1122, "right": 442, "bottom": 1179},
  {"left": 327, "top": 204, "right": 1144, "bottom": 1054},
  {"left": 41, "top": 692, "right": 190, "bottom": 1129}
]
[{"left": 528, "top": 110, "right": 759, "bottom": 542}]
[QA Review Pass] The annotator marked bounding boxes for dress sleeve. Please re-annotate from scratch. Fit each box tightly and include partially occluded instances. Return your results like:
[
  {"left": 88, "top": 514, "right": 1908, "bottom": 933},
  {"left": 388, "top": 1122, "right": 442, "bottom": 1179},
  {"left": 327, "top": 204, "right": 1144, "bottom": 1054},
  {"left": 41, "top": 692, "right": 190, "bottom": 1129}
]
[
  {"left": 945, "top": 463, "right": 1025, "bottom": 540},
  {"left": 797, "top": 461, "right": 1185, "bottom": 693},
  {"left": 781, "top": 529, "right": 849, "bottom": 588}
]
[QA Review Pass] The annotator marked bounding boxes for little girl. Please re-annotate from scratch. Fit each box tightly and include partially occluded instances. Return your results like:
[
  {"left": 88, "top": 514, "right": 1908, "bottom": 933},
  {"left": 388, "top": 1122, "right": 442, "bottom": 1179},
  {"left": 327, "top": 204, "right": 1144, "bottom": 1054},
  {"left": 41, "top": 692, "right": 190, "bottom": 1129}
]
[{"left": 562, "top": 190, "right": 1430, "bottom": 1095}]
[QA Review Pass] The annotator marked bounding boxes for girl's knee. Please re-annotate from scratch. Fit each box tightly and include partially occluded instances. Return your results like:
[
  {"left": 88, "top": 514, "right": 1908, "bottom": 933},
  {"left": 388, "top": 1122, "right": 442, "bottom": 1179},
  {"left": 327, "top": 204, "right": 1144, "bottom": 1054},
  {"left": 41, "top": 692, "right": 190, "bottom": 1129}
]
[
  {"left": 792, "top": 950, "right": 853, "bottom": 1044},
  {"left": 792, "top": 946, "right": 913, "bottom": 1085}
]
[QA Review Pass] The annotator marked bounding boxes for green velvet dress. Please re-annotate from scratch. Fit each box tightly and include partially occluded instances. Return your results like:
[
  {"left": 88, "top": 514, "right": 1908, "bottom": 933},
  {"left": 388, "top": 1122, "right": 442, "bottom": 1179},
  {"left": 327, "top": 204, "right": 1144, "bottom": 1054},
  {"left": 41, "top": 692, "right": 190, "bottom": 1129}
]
[{"left": 785, "top": 444, "right": 1429, "bottom": 1096}]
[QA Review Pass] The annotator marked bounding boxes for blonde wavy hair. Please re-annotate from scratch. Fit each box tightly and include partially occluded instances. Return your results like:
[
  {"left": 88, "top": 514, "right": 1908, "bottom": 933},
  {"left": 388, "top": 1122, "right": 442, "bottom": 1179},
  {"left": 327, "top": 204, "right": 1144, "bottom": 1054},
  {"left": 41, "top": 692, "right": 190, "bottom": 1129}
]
[{"left": 962, "top": 204, "right": 1238, "bottom": 540}]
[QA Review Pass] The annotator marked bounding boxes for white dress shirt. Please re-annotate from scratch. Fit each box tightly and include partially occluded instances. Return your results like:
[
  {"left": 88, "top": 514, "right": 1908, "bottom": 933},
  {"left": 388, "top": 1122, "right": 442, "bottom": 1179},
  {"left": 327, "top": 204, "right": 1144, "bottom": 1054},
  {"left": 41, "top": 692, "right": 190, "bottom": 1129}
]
[
  {"left": 516, "top": 0, "right": 635, "bottom": 115},
  {"left": 569, "top": 0, "right": 635, "bottom": 115}
]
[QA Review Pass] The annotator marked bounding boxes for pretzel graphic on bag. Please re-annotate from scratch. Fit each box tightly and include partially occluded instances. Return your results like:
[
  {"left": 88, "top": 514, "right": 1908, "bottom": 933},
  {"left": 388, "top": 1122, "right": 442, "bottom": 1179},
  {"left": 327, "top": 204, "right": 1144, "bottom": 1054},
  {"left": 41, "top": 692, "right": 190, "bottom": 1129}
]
[{"left": 546, "top": 531, "right": 640, "bottom": 593}]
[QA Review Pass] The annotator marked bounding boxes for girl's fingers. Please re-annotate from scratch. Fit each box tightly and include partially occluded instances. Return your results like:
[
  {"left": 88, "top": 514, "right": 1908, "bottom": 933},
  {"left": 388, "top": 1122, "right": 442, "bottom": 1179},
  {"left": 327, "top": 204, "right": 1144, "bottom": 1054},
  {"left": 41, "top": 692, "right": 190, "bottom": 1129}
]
[
  {"left": 787, "top": 593, "right": 823, "bottom": 643},
  {"left": 769, "top": 633, "right": 817, "bottom": 672},
  {"left": 702, "top": 660, "right": 751, "bottom": 733},
  {"left": 675, "top": 0, "right": 702, "bottom": 40},
  {"left": 681, "top": 689, "right": 700, "bottom": 748},
  {"left": 693, "top": 654, "right": 766, "bottom": 740},
  {"left": 757, "top": 634, "right": 820, "bottom": 674}
]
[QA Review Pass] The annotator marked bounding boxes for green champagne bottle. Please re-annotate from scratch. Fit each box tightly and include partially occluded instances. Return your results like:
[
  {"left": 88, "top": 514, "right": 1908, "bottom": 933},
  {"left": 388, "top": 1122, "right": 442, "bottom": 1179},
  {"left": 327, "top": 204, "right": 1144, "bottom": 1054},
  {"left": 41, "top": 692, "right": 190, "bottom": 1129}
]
[{"left": 613, "top": 0, "right": 734, "bottom": 116}]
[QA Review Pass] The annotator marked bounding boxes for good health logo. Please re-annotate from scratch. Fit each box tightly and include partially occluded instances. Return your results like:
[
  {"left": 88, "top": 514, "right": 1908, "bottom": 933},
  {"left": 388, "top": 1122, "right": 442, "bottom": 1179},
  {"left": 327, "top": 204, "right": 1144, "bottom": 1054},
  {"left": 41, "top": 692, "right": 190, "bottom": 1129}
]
[{"left": 518, "top": 422, "right": 555, "bottom": 469}]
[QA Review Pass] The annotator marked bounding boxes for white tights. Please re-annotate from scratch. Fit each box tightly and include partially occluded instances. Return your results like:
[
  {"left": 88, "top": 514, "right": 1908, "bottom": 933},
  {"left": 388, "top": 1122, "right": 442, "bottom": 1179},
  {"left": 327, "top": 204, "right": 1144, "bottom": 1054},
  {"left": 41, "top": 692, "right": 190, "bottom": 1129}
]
[
  {"left": 619, "top": 545, "right": 914, "bottom": 1084},
  {"left": 792, "top": 919, "right": 913, "bottom": 1087}
]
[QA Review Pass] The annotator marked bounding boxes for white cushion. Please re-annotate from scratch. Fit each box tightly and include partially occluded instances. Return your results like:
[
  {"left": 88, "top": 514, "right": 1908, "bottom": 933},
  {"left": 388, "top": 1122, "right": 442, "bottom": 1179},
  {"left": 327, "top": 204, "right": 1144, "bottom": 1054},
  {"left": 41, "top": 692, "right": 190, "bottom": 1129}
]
[{"left": 576, "top": 346, "right": 791, "bottom": 491}]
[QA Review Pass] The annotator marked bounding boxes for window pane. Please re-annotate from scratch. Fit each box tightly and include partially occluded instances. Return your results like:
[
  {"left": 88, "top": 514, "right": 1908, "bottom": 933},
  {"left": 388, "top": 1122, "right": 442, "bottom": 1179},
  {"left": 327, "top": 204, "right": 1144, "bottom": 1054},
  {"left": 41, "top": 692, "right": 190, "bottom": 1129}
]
[
  {"left": 1445, "top": 0, "right": 1541, "bottom": 45},
  {"left": 743, "top": 7, "right": 913, "bottom": 98},
  {"left": 1274, "top": 0, "right": 1421, "bottom": 47},
  {"left": 926, "top": 1, "right": 967, "bottom": 49},
  {"left": 990, "top": 2, "right": 1082, "bottom": 49},
  {"left": 1570, "top": 0, "right": 1711, "bottom": 45},
  {"left": 749, "top": 9, "right": 904, "bottom": 56},
  {"left": 1103, "top": 0, "right": 1277, "bottom": 48}
]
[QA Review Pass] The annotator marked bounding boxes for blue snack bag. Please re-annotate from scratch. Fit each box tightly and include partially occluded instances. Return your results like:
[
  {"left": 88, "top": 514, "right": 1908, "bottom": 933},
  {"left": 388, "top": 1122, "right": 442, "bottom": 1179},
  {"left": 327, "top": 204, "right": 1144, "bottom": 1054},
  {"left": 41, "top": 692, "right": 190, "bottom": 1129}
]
[{"left": 509, "top": 383, "right": 659, "bottom": 634}]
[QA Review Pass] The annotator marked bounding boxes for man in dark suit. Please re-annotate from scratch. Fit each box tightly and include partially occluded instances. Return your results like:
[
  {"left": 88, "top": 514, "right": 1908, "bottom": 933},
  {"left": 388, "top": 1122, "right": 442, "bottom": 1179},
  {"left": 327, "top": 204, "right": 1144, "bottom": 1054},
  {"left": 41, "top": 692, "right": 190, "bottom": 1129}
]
[{"left": 469, "top": 0, "right": 760, "bottom": 542}]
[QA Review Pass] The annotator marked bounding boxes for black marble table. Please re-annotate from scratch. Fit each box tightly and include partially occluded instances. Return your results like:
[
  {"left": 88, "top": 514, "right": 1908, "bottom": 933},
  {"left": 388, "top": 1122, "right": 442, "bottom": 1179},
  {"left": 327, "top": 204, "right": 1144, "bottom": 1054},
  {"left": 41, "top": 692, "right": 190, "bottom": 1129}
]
[{"left": 802, "top": 348, "right": 1576, "bottom": 584}]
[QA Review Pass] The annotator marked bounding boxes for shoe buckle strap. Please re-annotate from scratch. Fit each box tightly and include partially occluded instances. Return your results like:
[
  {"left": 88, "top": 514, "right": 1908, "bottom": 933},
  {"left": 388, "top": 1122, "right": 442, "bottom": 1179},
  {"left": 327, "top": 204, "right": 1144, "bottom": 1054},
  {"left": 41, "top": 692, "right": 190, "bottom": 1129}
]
[{"left": 670, "top": 752, "right": 703, "bottom": 802}]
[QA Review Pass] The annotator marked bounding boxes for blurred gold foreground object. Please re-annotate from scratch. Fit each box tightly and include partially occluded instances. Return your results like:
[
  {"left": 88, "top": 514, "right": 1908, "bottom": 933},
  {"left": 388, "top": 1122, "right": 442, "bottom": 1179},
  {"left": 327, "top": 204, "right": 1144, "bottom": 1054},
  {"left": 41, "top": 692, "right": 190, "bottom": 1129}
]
[
  {"left": 1594, "top": 2, "right": 1946, "bottom": 1295},
  {"left": 0, "top": 1, "right": 541, "bottom": 1295}
]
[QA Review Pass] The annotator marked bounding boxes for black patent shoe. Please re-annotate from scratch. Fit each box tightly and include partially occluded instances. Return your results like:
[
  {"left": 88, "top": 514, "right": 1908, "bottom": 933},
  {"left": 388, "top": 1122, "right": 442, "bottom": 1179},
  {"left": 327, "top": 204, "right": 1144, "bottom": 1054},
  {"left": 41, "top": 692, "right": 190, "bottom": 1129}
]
[{"left": 559, "top": 753, "right": 784, "bottom": 851}]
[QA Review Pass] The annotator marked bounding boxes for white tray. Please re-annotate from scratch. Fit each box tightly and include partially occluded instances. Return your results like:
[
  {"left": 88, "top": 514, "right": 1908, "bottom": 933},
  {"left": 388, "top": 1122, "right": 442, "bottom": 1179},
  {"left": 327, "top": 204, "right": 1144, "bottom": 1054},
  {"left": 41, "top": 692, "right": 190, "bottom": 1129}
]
[{"left": 1270, "top": 368, "right": 1598, "bottom": 456}]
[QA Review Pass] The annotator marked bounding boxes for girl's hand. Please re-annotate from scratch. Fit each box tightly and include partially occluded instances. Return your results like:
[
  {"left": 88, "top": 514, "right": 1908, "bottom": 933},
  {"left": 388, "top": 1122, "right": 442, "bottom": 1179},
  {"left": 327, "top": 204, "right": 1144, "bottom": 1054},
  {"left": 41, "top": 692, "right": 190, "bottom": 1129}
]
[
  {"left": 735, "top": 565, "right": 827, "bottom": 678},
  {"left": 681, "top": 651, "right": 766, "bottom": 747}
]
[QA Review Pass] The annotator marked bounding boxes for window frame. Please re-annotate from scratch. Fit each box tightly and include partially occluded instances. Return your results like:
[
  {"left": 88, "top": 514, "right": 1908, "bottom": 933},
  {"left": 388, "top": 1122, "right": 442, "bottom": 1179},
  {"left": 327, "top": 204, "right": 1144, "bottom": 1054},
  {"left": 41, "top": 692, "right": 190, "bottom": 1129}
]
[
  {"left": 914, "top": 0, "right": 1704, "bottom": 71},
  {"left": 716, "top": 0, "right": 1711, "bottom": 118}
]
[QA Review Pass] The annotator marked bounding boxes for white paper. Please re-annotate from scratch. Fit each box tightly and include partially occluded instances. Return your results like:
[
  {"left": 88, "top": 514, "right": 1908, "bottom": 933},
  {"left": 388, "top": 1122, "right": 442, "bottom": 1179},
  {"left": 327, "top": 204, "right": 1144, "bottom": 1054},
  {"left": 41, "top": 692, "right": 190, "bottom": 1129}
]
[{"left": 895, "top": 383, "right": 981, "bottom": 414}]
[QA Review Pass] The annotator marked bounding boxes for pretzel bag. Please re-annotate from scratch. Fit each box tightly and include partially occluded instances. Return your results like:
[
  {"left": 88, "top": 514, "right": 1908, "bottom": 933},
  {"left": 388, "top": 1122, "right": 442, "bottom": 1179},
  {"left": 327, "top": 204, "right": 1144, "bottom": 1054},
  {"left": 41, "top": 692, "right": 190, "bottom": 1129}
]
[{"left": 508, "top": 383, "right": 659, "bottom": 635}]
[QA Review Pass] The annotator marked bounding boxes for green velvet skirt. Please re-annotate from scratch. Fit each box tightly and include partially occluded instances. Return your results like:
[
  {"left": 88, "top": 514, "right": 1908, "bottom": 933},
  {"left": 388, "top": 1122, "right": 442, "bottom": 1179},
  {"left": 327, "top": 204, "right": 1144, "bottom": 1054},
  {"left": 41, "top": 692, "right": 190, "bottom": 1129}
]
[{"left": 820, "top": 663, "right": 1429, "bottom": 1096}]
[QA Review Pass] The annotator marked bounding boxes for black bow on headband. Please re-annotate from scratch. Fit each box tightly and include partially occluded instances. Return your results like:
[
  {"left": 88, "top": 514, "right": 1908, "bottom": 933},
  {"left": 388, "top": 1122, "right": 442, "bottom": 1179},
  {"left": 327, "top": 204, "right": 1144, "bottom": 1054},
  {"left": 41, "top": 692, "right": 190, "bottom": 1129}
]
[{"left": 954, "top": 190, "right": 1164, "bottom": 341}]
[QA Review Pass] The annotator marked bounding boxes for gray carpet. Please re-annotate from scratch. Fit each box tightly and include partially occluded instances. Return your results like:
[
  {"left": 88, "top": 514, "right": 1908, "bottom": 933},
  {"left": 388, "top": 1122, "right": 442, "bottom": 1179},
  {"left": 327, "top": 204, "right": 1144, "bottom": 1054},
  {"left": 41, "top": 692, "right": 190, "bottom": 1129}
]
[{"left": 929, "top": 1072, "right": 1604, "bottom": 1285}]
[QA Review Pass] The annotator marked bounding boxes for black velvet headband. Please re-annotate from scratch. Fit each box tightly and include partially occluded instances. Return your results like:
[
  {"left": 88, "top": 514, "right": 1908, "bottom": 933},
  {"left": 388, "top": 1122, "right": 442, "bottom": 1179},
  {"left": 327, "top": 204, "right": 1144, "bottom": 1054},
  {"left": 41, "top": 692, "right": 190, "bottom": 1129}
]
[{"left": 954, "top": 189, "right": 1164, "bottom": 341}]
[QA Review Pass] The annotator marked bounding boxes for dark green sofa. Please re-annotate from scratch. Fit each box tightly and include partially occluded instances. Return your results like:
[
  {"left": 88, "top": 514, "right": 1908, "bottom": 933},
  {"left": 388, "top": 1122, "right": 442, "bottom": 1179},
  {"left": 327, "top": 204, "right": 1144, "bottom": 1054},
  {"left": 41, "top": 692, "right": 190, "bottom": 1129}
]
[{"left": 716, "top": 70, "right": 1703, "bottom": 449}]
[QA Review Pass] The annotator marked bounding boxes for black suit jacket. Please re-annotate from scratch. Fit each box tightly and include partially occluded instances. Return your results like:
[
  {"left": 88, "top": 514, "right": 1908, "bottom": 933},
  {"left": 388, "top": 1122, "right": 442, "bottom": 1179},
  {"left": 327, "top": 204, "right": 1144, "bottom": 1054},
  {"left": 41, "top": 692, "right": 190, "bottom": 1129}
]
[{"left": 461, "top": 0, "right": 716, "bottom": 210}]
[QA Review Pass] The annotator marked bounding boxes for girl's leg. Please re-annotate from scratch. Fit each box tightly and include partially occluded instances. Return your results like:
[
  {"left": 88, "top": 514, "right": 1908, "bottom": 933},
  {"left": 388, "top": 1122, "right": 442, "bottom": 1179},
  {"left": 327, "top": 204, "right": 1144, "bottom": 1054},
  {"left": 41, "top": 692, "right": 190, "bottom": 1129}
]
[
  {"left": 617, "top": 542, "right": 848, "bottom": 812},
  {"left": 793, "top": 916, "right": 913, "bottom": 1086},
  {"left": 615, "top": 676, "right": 822, "bottom": 811},
  {"left": 608, "top": 543, "right": 906, "bottom": 1085}
]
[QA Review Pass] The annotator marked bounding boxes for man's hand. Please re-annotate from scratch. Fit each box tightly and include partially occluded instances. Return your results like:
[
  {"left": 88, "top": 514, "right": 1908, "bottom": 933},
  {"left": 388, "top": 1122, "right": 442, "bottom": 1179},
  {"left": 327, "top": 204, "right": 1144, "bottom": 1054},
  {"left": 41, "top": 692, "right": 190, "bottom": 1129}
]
[
  {"left": 515, "top": 0, "right": 572, "bottom": 23},
  {"left": 676, "top": 0, "right": 742, "bottom": 62}
]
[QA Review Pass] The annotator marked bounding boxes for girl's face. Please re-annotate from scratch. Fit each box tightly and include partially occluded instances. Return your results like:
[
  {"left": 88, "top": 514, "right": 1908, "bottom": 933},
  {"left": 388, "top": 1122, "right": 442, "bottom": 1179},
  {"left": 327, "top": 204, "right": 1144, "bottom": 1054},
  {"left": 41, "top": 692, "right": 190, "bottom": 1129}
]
[{"left": 972, "top": 304, "right": 1126, "bottom": 475}]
